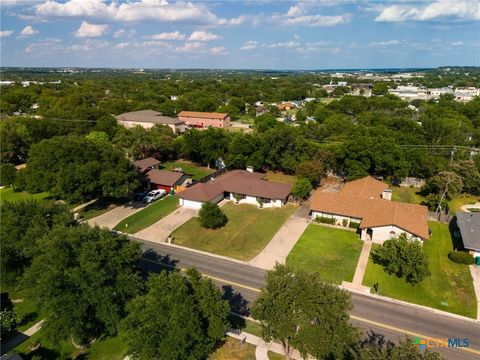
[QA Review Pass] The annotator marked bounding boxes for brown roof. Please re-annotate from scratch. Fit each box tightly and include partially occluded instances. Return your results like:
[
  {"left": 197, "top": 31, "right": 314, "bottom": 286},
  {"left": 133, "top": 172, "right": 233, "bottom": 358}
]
[
  {"left": 177, "top": 111, "right": 229, "bottom": 120},
  {"left": 310, "top": 178, "right": 429, "bottom": 239},
  {"left": 116, "top": 110, "right": 184, "bottom": 125},
  {"left": 145, "top": 169, "right": 185, "bottom": 187},
  {"left": 134, "top": 157, "right": 161, "bottom": 172},
  {"left": 339, "top": 176, "right": 387, "bottom": 199},
  {"left": 179, "top": 170, "right": 292, "bottom": 202}
]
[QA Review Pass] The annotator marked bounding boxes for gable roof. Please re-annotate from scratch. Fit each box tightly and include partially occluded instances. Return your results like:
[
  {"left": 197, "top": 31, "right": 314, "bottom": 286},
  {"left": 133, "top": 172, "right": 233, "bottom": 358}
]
[
  {"left": 339, "top": 176, "right": 387, "bottom": 199},
  {"left": 179, "top": 170, "right": 291, "bottom": 202},
  {"left": 177, "top": 111, "right": 228, "bottom": 120},
  {"left": 310, "top": 177, "right": 429, "bottom": 239},
  {"left": 145, "top": 169, "right": 185, "bottom": 187},
  {"left": 456, "top": 211, "right": 480, "bottom": 251},
  {"left": 134, "top": 157, "right": 161, "bottom": 172},
  {"left": 116, "top": 110, "right": 184, "bottom": 125}
]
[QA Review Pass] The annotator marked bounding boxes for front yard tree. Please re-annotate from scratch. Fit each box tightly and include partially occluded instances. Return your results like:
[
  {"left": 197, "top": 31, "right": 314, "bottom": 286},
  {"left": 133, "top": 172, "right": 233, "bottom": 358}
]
[
  {"left": 296, "top": 159, "right": 326, "bottom": 186},
  {"left": 352, "top": 337, "right": 443, "bottom": 360},
  {"left": 371, "top": 233, "right": 431, "bottom": 285},
  {"left": 292, "top": 178, "right": 312, "bottom": 201},
  {"left": 252, "top": 264, "right": 358, "bottom": 360},
  {"left": 23, "top": 225, "right": 142, "bottom": 345},
  {"left": 199, "top": 201, "right": 228, "bottom": 229},
  {"left": 0, "top": 163, "right": 16, "bottom": 188},
  {"left": 121, "top": 269, "right": 229, "bottom": 360}
]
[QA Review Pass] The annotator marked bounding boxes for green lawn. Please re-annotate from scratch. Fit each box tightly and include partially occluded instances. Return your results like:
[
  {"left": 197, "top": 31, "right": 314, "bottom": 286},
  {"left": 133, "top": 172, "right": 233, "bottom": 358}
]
[
  {"left": 113, "top": 195, "right": 178, "bottom": 234},
  {"left": 172, "top": 203, "right": 296, "bottom": 261},
  {"left": 363, "top": 222, "right": 476, "bottom": 318},
  {"left": 263, "top": 171, "right": 297, "bottom": 186},
  {"left": 229, "top": 315, "right": 263, "bottom": 338},
  {"left": 209, "top": 337, "right": 256, "bottom": 360},
  {"left": 0, "top": 188, "right": 51, "bottom": 203},
  {"left": 286, "top": 225, "right": 363, "bottom": 284},
  {"left": 391, "top": 186, "right": 425, "bottom": 205},
  {"left": 447, "top": 195, "right": 478, "bottom": 215},
  {"left": 160, "top": 161, "right": 213, "bottom": 180}
]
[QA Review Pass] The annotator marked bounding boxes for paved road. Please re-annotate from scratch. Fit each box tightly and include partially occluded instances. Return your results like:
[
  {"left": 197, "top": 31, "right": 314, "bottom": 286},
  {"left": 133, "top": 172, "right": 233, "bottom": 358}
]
[{"left": 136, "top": 238, "right": 480, "bottom": 360}]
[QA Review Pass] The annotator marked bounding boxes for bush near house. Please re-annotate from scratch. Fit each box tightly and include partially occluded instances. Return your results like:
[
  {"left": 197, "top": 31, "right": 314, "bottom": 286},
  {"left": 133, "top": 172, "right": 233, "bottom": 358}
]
[
  {"left": 314, "top": 216, "right": 336, "bottom": 225},
  {"left": 349, "top": 221, "right": 360, "bottom": 229},
  {"left": 198, "top": 202, "right": 228, "bottom": 229},
  {"left": 448, "top": 251, "right": 474, "bottom": 265}
]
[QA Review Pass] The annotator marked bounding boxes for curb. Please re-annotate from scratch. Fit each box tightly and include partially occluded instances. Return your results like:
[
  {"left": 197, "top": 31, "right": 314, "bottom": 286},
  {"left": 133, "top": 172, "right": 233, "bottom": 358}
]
[{"left": 342, "top": 286, "right": 480, "bottom": 325}]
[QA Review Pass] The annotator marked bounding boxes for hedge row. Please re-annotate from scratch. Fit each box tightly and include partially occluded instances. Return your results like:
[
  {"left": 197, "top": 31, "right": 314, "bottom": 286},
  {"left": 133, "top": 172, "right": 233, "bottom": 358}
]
[
  {"left": 448, "top": 251, "right": 474, "bottom": 264},
  {"left": 314, "top": 216, "right": 336, "bottom": 225}
]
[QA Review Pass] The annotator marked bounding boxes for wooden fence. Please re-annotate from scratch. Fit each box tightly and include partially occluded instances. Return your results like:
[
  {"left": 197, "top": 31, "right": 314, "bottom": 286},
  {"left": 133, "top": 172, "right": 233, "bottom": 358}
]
[
  {"left": 188, "top": 167, "right": 228, "bottom": 187},
  {"left": 428, "top": 211, "right": 453, "bottom": 224}
]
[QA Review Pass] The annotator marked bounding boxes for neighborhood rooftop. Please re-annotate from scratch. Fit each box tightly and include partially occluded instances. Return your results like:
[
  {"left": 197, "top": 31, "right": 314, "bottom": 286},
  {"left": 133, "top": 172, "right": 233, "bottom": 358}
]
[
  {"left": 177, "top": 111, "right": 229, "bottom": 120},
  {"left": 145, "top": 169, "right": 185, "bottom": 187},
  {"left": 179, "top": 170, "right": 291, "bottom": 202},
  {"left": 456, "top": 212, "right": 480, "bottom": 251},
  {"left": 116, "top": 110, "right": 184, "bottom": 124},
  {"left": 133, "top": 157, "right": 161, "bottom": 172}
]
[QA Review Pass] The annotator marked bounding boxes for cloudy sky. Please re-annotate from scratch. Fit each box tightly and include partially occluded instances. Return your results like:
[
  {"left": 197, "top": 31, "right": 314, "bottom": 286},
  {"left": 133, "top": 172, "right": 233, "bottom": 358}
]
[{"left": 1, "top": 0, "right": 479, "bottom": 69}]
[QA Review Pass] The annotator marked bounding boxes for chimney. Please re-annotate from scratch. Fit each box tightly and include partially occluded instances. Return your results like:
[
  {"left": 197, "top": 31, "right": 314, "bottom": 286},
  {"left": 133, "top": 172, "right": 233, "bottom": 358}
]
[
  {"left": 382, "top": 189, "right": 392, "bottom": 201},
  {"left": 246, "top": 166, "right": 254, "bottom": 173}
]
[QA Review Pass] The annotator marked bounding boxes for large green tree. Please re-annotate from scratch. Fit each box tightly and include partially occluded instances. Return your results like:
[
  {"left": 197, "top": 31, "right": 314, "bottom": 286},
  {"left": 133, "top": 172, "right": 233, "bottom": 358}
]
[
  {"left": 351, "top": 337, "right": 443, "bottom": 360},
  {"left": 0, "top": 200, "right": 73, "bottom": 285},
  {"left": 121, "top": 269, "right": 229, "bottom": 360},
  {"left": 371, "top": 233, "right": 431, "bottom": 285},
  {"left": 252, "top": 264, "right": 358, "bottom": 360},
  {"left": 23, "top": 225, "right": 142, "bottom": 345}
]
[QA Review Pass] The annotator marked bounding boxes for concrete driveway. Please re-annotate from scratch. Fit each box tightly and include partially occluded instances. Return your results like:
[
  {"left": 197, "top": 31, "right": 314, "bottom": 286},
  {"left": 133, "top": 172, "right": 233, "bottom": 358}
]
[
  {"left": 249, "top": 205, "right": 309, "bottom": 270},
  {"left": 134, "top": 207, "right": 198, "bottom": 243},
  {"left": 87, "top": 201, "right": 146, "bottom": 229}
]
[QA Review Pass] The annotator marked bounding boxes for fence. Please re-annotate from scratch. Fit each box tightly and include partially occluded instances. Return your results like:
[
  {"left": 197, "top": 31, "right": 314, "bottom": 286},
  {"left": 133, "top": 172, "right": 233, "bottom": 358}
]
[
  {"left": 188, "top": 167, "right": 228, "bottom": 187},
  {"left": 428, "top": 211, "right": 453, "bottom": 224}
]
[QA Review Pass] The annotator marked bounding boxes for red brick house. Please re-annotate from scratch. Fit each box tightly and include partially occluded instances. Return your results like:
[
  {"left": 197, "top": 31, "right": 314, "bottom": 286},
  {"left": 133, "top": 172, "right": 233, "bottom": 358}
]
[{"left": 177, "top": 111, "right": 230, "bottom": 128}]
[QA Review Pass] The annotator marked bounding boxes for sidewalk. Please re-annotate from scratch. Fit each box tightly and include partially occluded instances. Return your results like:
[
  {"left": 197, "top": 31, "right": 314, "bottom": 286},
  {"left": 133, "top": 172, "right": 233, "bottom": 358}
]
[
  {"left": 342, "top": 239, "right": 372, "bottom": 293},
  {"left": 249, "top": 206, "right": 309, "bottom": 270}
]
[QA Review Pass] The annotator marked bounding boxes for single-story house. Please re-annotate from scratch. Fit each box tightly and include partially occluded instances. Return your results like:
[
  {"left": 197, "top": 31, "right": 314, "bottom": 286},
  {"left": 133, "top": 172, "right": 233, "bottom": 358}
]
[
  {"left": 145, "top": 169, "right": 192, "bottom": 193},
  {"left": 177, "top": 111, "right": 230, "bottom": 128},
  {"left": 456, "top": 211, "right": 480, "bottom": 258},
  {"left": 277, "top": 102, "right": 295, "bottom": 111},
  {"left": 116, "top": 110, "right": 186, "bottom": 133},
  {"left": 309, "top": 177, "right": 429, "bottom": 244},
  {"left": 178, "top": 169, "right": 291, "bottom": 209},
  {"left": 133, "top": 157, "right": 161, "bottom": 174}
]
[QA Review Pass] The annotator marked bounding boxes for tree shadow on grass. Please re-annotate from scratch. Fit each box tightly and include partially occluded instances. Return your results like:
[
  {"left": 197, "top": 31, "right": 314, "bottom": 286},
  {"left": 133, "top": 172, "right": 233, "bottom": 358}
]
[
  {"left": 448, "top": 217, "right": 465, "bottom": 251},
  {"left": 17, "top": 311, "right": 39, "bottom": 328}
]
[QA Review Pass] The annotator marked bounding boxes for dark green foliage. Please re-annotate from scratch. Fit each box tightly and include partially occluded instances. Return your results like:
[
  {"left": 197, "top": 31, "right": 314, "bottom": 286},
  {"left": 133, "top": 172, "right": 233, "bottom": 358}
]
[
  {"left": 0, "top": 163, "right": 16, "bottom": 187},
  {"left": 0, "top": 308, "right": 17, "bottom": 339},
  {"left": 198, "top": 202, "right": 228, "bottom": 229},
  {"left": 296, "top": 159, "right": 327, "bottom": 186},
  {"left": 421, "top": 171, "right": 464, "bottom": 200},
  {"left": 349, "top": 221, "right": 360, "bottom": 229},
  {"left": 314, "top": 216, "right": 336, "bottom": 225},
  {"left": 23, "top": 135, "right": 139, "bottom": 203},
  {"left": 23, "top": 225, "right": 142, "bottom": 345},
  {"left": 292, "top": 178, "right": 312, "bottom": 200},
  {"left": 0, "top": 200, "right": 73, "bottom": 285},
  {"left": 252, "top": 264, "right": 358, "bottom": 360},
  {"left": 448, "top": 251, "right": 474, "bottom": 264},
  {"left": 371, "top": 233, "right": 431, "bottom": 285},
  {"left": 121, "top": 268, "right": 229, "bottom": 360},
  {"left": 372, "top": 82, "right": 389, "bottom": 96}
]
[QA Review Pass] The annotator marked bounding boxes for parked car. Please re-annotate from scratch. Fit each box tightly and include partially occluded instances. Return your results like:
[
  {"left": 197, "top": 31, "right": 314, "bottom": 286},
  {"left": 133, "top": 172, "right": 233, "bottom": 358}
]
[
  {"left": 143, "top": 189, "right": 166, "bottom": 203},
  {"left": 134, "top": 190, "right": 148, "bottom": 201}
]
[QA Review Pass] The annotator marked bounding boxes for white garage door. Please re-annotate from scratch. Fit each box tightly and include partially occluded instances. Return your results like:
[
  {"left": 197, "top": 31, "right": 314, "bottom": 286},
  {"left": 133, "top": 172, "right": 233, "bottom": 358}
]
[{"left": 181, "top": 199, "right": 204, "bottom": 209}]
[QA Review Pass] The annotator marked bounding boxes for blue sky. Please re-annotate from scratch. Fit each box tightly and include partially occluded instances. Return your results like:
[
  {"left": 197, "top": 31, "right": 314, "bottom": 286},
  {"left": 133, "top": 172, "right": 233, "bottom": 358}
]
[{"left": 1, "top": 0, "right": 479, "bottom": 69}]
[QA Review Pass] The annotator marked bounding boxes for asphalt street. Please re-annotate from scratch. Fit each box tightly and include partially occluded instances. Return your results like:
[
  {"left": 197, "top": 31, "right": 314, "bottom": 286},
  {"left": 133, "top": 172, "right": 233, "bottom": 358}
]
[{"left": 135, "top": 237, "right": 480, "bottom": 360}]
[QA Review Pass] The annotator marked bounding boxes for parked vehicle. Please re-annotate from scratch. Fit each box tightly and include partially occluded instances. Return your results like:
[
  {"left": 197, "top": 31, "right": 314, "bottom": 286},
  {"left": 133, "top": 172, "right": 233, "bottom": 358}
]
[
  {"left": 143, "top": 189, "right": 166, "bottom": 203},
  {"left": 134, "top": 190, "right": 149, "bottom": 201}
]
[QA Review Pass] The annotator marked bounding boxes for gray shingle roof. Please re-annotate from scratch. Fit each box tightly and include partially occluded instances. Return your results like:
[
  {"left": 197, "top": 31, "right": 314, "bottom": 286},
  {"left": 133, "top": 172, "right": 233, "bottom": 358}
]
[
  {"left": 456, "top": 211, "right": 480, "bottom": 251},
  {"left": 116, "top": 110, "right": 184, "bottom": 125}
]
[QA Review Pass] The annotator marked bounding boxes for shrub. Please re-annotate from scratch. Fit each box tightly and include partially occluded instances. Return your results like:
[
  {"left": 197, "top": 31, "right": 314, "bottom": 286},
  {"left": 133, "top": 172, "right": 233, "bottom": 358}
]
[
  {"left": 349, "top": 222, "right": 360, "bottom": 229},
  {"left": 314, "top": 216, "right": 336, "bottom": 225},
  {"left": 448, "top": 251, "right": 474, "bottom": 264},
  {"left": 342, "top": 219, "right": 348, "bottom": 227},
  {"left": 0, "top": 308, "right": 17, "bottom": 338},
  {"left": 198, "top": 202, "right": 228, "bottom": 229},
  {"left": 292, "top": 178, "right": 313, "bottom": 200}
]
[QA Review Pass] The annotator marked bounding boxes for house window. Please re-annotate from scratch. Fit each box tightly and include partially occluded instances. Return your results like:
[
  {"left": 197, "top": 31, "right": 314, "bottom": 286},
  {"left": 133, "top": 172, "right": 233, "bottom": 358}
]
[{"left": 389, "top": 231, "right": 396, "bottom": 239}]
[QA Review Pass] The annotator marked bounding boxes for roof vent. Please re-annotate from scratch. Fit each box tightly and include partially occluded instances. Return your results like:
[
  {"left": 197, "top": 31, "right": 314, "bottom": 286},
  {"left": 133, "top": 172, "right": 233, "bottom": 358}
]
[{"left": 382, "top": 189, "right": 392, "bottom": 200}]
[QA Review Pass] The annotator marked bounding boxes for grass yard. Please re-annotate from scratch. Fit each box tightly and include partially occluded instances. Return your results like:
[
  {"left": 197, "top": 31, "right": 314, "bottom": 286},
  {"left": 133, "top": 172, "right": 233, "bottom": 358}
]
[
  {"left": 447, "top": 194, "right": 478, "bottom": 215},
  {"left": 172, "top": 203, "right": 296, "bottom": 261},
  {"left": 363, "top": 222, "right": 476, "bottom": 318},
  {"left": 229, "top": 315, "right": 263, "bottom": 338},
  {"left": 0, "top": 188, "right": 51, "bottom": 203},
  {"left": 113, "top": 195, "right": 178, "bottom": 234},
  {"left": 391, "top": 186, "right": 425, "bottom": 205},
  {"left": 263, "top": 171, "right": 297, "bottom": 186},
  {"left": 209, "top": 338, "right": 256, "bottom": 360},
  {"left": 160, "top": 161, "right": 213, "bottom": 180},
  {"left": 286, "top": 225, "right": 363, "bottom": 284}
]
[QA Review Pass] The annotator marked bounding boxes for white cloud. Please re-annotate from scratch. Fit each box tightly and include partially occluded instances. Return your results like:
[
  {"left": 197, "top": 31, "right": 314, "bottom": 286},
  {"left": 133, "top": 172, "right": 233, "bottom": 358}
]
[
  {"left": 274, "top": 2, "right": 352, "bottom": 27},
  {"left": 240, "top": 40, "right": 258, "bottom": 50},
  {"left": 368, "top": 40, "right": 400, "bottom": 47},
  {"left": 145, "top": 31, "right": 186, "bottom": 40},
  {"left": 210, "top": 46, "right": 229, "bottom": 55},
  {"left": 67, "top": 39, "right": 108, "bottom": 51},
  {"left": 451, "top": 41, "right": 465, "bottom": 46},
  {"left": 25, "top": 37, "right": 62, "bottom": 54},
  {"left": 20, "top": 25, "right": 39, "bottom": 37},
  {"left": 35, "top": 0, "right": 224, "bottom": 25},
  {"left": 75, "top": 21, "right": 108, "bottom": 38},
  {"left": 188, "top": 30, "right": 221, "bottom": 41},
  {"left": 113, "top": 29, "right": 126, "bottom": 38},
  {"left": 374, "top": 1, "right": 480, "bottom": 22},
  {"left": 264, "top": 41, "right": 301, "bottom": 49},
  {"left": 174, "top": 41, "right": 205, "bottom": 53},
  {"left": 0, "top": 30, "right": 14, "bottom": 37}
]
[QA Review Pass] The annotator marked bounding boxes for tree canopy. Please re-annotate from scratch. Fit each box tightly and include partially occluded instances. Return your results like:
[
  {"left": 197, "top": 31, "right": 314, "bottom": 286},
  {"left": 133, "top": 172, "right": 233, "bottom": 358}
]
[{"left": 198, "top": 202, "right": 228, "bottom": 229}]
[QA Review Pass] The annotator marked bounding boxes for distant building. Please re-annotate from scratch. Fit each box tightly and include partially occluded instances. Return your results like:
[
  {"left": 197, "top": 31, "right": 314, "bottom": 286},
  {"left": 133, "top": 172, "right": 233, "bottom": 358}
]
[
  {"left": 116, "top": 110, "right": 185, "bottom": 133},
  {"left": 277, "top": 102, "right": 295, "bottom": 111},
  {"left": 177, "top": 111, "right": 230, "bottom": 128}
]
